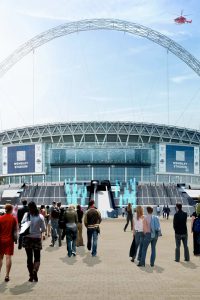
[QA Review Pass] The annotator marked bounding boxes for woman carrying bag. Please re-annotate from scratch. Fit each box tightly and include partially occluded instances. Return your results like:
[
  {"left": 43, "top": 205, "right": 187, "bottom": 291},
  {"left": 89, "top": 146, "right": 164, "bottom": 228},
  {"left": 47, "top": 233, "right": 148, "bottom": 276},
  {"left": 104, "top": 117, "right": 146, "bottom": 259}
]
[{"left": 21, "top": 201, "right": 46, "bottom": 282}]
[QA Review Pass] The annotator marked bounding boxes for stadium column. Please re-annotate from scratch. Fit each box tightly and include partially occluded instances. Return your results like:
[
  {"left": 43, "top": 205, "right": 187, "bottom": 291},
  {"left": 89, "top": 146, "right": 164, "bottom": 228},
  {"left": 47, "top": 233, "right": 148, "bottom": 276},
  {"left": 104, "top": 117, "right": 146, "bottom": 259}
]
[
  {"left": 108, "top": 167, "right": 110, "bottom": 181},
  {"left": 75, "top": 167, "right": 77, "bottom": 181},
  {"left": 92, "top": 167, "right": 94, "bottom": 180},
  {"left": 58, "top": 167, "right": 60, "bottom": 182},
  {"left": 141, "top": 168, "right": 143, "bottom": 182}
]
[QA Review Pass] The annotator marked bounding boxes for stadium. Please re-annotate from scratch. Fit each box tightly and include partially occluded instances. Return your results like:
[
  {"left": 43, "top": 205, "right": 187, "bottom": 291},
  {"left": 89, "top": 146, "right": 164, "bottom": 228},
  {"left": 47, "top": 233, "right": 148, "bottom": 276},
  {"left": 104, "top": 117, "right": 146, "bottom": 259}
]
[
  {"left": 0, "top": 19, "right": 200, "bottom": 213},
  {"left": 0, "top": 120, "right": 199, "bottom": 216}
]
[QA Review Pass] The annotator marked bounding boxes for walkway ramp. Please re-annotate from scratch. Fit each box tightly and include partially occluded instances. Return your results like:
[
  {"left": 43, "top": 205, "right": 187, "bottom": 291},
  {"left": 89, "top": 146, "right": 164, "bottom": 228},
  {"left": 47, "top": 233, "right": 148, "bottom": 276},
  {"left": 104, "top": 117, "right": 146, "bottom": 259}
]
[{"left": 96, "top": 187, "right": 113, "bottom": 218}]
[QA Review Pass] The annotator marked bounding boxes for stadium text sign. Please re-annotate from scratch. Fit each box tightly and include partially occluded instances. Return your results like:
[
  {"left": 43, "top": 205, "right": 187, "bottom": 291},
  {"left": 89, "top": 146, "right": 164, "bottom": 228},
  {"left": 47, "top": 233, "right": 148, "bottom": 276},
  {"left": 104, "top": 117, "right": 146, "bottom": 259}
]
[
  {"left": 2, "top": 144, "right": 42, "bottom": 175},
  {"left": 159, "top": 144, "right": 199, "bottom": 175}
]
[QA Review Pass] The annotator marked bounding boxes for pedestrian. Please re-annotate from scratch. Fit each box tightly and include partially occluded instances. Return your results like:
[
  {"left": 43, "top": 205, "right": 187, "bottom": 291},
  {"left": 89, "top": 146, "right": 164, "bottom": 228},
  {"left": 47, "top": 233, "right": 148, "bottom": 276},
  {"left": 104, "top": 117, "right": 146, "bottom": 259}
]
[
  {"left": 131, "top": 205, "right": 144, "bottom": 263},
  {"left": 49, "top": 201, "right": 60, "bottom": 247},
  {"left": 173, "top": 203, "right": 190, "bottom": 262},
  {"left": 17, "top": 199, "right": 29, "bottom": 227},
  {"left": 162, "top": 205, "right": 166, "bottom": 218},
  {"left": 58, "top": 204, "right": 66, "bottom": 245},
  {"left": 138, "top": 206, "right": 161, "bottom": 267},
  {"left": 39, "top": 205, "right": 46, "bottom": 240},
  {"left": 17, "top": 199, "right": 29, "bottom": 250},
  {"left": 63, "top": 205, "right": 78, "bottom": 257},
  {"left": 57, "top": 202, "right": 63, "bottom": 247},
  {"left": 122, "top": 207, "right": 125, "bottom": 217},
  {"left": 124, "top": 203, "right": 133, "bottom": 232},
  {"left": 0, "top": 204, "right": 18, "bottom": 282},
  {"left": 191, "top": 203, "right": 200, "bottom": 256},
  {"left": 76, "top": 204, "right": 84, "bottom": 247},
  {"left": 45, "top": 205, "right": 51, "bottom": 237},
  {"left": 156, "top": 205, "right": 161, "bottom": 217},
  {"left": 84, "top": 200, "right": 102, "bottom": 257},
  {"left": 166, "top": 205, "right": 170, "bottom": 219},
  {"left": 21, "top": 201, "right": 46, "bottom": 282}
]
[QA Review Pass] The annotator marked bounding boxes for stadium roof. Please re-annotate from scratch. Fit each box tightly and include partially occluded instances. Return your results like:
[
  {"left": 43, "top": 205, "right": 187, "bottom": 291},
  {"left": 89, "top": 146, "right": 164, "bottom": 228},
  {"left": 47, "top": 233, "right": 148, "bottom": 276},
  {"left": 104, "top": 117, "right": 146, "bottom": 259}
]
[{"left": 0, "top": 122, "right": 200, "bottom": 147}]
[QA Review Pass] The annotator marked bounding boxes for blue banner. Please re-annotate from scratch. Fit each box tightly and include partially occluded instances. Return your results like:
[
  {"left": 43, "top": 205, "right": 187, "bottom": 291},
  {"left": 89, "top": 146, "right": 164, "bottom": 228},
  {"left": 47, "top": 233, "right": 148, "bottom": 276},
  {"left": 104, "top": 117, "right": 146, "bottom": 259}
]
[
  {"left": 166, "top": 145, "right": 194, "bottom": 174},
  {"left": 7, "top": 145, "right": 35, "bottom": 174}
]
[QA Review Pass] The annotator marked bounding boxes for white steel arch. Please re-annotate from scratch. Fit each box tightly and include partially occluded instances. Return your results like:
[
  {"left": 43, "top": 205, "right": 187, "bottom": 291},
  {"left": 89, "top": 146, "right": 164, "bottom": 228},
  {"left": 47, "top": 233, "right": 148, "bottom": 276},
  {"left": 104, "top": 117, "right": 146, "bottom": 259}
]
[{"left": 0, "top": 18, "right": 200, "bottom": 77}]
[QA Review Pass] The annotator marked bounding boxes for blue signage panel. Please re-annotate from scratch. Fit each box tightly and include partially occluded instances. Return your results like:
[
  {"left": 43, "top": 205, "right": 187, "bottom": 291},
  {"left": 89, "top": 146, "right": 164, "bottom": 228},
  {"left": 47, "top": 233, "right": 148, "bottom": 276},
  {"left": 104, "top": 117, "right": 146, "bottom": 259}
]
[
  {"left": 7, "top": 145, "right": 35, "bottom": 174},
  {"left": 166, "top": 145, "right": 194, "bottom": 174}
]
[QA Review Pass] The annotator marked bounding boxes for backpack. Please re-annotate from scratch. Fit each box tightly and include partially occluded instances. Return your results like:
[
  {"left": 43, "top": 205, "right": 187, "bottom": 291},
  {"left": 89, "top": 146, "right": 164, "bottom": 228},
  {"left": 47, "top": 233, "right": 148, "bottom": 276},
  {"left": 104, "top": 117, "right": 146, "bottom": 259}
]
[
  {"left": 151, "top": 216, "right": 162, "bottom": 238},
  {"left": 193, "top": 217, "right": 200, "bottom": 233},
  {"left": 51, "top": 207, "right": 60, "bottom": 219}
]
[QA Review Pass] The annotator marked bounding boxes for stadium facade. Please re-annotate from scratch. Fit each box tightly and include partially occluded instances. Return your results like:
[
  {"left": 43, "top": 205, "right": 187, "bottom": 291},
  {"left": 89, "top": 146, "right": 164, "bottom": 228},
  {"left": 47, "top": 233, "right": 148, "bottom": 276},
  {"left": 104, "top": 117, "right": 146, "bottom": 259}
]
[{"left": 0, "top": 121, "right": 200, "bottom": 185}]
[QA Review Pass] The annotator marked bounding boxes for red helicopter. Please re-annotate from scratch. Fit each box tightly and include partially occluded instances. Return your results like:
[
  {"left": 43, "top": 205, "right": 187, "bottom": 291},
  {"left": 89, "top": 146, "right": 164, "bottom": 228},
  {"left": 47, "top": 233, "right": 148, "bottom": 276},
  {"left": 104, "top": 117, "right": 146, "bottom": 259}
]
[{"left": 174, "top": 11, "right": 192, "bottom": 24}]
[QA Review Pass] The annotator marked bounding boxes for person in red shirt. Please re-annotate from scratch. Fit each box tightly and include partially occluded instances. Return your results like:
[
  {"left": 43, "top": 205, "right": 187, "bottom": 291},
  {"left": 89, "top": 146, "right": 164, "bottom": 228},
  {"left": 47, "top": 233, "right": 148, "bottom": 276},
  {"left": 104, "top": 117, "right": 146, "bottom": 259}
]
[{"left": 0, "top": 204, "right": 18, "bottom": 282}]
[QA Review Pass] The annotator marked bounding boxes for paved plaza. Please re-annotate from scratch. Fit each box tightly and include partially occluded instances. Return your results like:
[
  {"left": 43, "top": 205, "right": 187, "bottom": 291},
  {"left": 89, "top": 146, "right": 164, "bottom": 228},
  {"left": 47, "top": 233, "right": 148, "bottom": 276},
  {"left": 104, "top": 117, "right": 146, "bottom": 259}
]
[{"left": 0, "top": 217, "right": 200, "bottom": 300}]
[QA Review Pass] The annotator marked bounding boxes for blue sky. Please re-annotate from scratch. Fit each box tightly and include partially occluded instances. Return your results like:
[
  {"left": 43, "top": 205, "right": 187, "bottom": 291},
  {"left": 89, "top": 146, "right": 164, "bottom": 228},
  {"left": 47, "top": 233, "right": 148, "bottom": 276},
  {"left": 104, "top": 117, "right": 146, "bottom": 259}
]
[{"left": 0, "top": 0, "right": 200, "bottom": 131}]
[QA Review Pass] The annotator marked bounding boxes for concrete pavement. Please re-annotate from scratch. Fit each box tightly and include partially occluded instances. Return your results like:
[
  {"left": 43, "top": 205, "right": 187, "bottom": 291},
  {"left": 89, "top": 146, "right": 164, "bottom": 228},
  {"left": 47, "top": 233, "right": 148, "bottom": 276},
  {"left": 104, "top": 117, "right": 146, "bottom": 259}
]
[{"left": 0, "top": 217, "right": 200, "bottom": 300}]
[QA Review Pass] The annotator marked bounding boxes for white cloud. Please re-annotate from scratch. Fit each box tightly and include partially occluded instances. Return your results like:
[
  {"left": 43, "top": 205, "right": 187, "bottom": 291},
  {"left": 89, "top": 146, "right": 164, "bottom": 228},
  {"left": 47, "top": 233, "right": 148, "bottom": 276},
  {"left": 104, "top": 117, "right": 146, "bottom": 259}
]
[{"left": 170, "top": 74, "right": 195, "bottom": 83}]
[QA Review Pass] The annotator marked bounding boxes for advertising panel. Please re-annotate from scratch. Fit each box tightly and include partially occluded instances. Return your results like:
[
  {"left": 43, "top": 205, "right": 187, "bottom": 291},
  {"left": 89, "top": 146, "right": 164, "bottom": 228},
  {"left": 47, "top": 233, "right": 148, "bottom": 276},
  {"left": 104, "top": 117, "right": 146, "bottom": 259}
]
[
  {"left": 2, "top": 144, "right": 42, "bottom": 175},
  {"left": 159, "top": 144, "right": 199, "bottom": 175}
]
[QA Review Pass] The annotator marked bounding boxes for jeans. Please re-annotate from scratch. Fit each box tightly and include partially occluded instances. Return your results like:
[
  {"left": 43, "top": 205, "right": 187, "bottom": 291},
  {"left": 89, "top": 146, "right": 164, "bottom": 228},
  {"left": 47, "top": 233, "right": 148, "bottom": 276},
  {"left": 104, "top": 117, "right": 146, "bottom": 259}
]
[
  {"left": 134, "top": 231, "right": 144, "bottom": 261},
  {"left": 51, "top": 219, "right": 59, "bottom": 245},
  {"left": 66, "top": 227, "right": 77, "bottom": 257},
  {"left": 87, "top": 228, "right": 99, "bottom": 256},
  {"left": 140, "top": 233, "right": 158, "bottom": 266},
  {"left": 124, "top": 217, "right": 133, "bottom": 231},
  {"left": 175, "top": 234, "right": 190, "bottom": 261},
  {"left": 25, "top": 248, "right": 41, "bottom": 275}
]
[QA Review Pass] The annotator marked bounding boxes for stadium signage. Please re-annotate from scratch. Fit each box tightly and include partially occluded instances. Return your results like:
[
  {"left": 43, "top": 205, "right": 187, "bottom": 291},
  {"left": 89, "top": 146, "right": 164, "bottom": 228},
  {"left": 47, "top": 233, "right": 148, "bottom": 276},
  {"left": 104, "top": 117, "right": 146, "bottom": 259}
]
[
  {"left": 2, "top": 144, "right": 43, "bottom": 175},
  {"left": 159, "top": 144, "right": 199, "bottom": 175}
]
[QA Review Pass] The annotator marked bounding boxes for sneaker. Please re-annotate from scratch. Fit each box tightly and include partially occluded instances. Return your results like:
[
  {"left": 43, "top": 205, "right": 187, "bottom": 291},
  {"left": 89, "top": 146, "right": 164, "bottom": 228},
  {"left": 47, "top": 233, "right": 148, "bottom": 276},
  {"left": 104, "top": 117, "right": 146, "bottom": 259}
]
[
  {"left": 131, "top": 258, "right": 135, "bottom": 262},
  {"left": 72, "top": 252, "right": 76, "bottom": 256},
  {"left": 49, "top": 243, "right": 54, "bottom": 247}
]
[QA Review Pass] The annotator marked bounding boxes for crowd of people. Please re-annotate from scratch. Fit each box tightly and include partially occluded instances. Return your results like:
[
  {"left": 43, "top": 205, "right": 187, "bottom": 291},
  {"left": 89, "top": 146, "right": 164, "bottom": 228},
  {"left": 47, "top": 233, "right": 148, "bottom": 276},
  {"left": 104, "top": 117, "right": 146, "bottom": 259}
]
[
  {"left": 0, "top": 199, "right": 200, "bottom": 283},
  {"left": 126, "top": 202, "right": 200, "bottom": 266},
  {"left": 0, "top": 199, "right": 101, "bottom": 282}
]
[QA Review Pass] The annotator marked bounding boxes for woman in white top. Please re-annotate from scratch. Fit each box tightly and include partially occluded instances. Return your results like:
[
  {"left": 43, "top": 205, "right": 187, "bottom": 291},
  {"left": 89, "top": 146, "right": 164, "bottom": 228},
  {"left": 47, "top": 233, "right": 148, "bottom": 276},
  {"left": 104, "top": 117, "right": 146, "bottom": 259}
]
[
  {"left": 21, "top": 201, "right": 46, "bottom": 282},
  {"left": 131, "top": 205, "right": 144, "bottom": 262}
]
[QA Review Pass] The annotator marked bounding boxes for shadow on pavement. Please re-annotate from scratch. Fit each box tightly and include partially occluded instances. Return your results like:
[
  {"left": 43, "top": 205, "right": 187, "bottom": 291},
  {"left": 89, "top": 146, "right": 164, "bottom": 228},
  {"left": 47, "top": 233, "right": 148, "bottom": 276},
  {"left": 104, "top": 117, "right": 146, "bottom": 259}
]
[
  {"left": 45, "top": 246, "right": 60, "bottom": 252},
  {"left": 82, "top": 253, "right": 102, "bottom": 267},
  {"left": 0, "top": 282, "right": 7, "bottom": 293},
  {"left": 180, "top": 261, "right": 198, "bottom": 269},
  {"left": 60, "top": 256, "right": 77, "bottom": 265},
  {"left": 77, "top": 246, "right": 86, "bottom": 257},
  {"left": 138, "top": 264, "right": 164, "bottom": 274},
  {"left": 9, "top": 282, "right": 35, "bottom": 295}
]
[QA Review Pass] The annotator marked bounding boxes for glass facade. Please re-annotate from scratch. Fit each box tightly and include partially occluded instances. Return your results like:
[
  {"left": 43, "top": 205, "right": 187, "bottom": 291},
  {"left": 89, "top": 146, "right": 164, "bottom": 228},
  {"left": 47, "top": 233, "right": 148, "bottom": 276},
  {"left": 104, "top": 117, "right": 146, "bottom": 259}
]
[
  {"left": 1, "top": 139, "right": 200, "bottom": 184},
  {"left": 50, "top": 148, "right": 153, "bottom": 165}
]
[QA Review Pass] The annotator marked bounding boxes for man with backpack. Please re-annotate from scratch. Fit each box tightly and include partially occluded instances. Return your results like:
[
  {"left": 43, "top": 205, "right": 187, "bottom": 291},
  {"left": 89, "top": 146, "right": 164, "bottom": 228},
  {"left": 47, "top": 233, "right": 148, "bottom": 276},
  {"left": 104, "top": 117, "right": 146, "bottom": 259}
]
[
  {"left": 173, "top": 203, "right": 190, "bottom": 262},
  {"left": 50, "top": 201, "right": 60, "bottom": 247}
]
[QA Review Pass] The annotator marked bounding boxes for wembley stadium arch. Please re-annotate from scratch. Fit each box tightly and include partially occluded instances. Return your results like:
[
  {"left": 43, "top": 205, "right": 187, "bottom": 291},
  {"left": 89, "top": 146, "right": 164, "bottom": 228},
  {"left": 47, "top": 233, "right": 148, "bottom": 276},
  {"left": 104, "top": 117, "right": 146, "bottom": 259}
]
[
  {"left": 0, "top": 20, "right": 200, "bottom": 186},
  {"left": 0, "top": 18, "right": 200, "bottom": 77}
]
